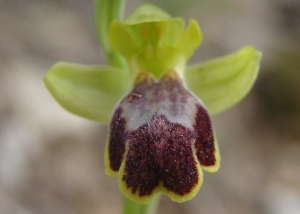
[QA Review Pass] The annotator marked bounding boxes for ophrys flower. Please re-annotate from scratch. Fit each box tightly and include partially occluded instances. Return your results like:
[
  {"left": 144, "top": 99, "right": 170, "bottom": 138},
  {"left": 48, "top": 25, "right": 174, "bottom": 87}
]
[{"left": 43, "top": 4, "right": 261, "bottom": 204}]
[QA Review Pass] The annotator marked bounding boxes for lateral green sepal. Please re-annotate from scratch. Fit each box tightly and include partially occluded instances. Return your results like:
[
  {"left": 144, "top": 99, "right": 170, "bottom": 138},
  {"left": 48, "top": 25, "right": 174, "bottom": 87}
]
[
  {"left": 43, "top": 62, "right": 132, "bottom": 123},
  {"left": 185, "top": 46, "right": 262, "bottom": 114}
]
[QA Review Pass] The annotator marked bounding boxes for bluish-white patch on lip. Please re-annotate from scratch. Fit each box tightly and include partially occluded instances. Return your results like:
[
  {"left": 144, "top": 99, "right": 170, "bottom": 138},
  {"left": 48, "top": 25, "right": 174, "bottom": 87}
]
[{"left": 120, "top": 71, "right": 205, "bottom": 131}]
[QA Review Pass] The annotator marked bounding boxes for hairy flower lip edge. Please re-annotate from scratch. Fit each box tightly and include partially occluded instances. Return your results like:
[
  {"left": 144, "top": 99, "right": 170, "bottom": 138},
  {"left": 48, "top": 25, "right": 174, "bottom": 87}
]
[
  {"left": 116, "top": 135, "right": 220, "bottom": 204},
  {"left": 104, "top": 70, "right": 220, "bottom": 204},
  {"left": 104, "top": 135, "right": 204, "bottom": 204},
  {"left": 117, "top": 147, "right": 203, "bottom": 204}
]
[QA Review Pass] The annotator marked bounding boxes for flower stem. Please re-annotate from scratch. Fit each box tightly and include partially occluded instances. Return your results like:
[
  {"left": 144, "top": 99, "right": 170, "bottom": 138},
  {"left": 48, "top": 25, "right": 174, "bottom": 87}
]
[
  {"left": 94, "top": 0, "right": 127, "bottom": 69},
  {"left": 123, "top": 194, "right": 161, "bottom": 214}
]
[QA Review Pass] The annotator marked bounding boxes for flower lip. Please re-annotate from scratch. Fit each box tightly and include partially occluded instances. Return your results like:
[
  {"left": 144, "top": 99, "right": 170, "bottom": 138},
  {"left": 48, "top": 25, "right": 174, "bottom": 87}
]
[
  {"left": 122, "top": 112, "right": 199, "bottom": 197},
  {"left": 105, "top": 70, "right": 220, "bottom": 203}
]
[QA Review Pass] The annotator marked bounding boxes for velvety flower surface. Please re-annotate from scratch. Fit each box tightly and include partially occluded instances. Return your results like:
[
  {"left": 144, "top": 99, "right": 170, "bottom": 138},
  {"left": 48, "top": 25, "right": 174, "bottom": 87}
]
[
  {"left": 105, "top": 70, "right": 220, "bottom": 203},
  {"left": 43, "top": 4, "right": 261, "bottom": 204}
]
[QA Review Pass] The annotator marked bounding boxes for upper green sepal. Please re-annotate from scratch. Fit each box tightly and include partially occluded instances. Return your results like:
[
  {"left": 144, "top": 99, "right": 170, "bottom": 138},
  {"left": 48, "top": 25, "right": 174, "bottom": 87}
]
[
  {"left": 185, "top": 46, "right": 262, "bottom": 115},
  {"left": 125, "top": 4, "right": 172, "bottom": 24},
  {"left": 43, "top": 62, "right": 132, "bottom": 124},
  {"left": 109, "top": 4, "right": 202, "bottom": 79}
]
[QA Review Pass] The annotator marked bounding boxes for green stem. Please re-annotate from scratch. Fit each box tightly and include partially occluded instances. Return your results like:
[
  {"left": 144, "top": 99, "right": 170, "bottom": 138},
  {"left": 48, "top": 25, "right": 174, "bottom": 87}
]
[
  {"left": 94, "top": 0, "right": 127, "bottom": 69},
  {"left": 94, "top": 0, "right": 161, "bottom": 213},
  {"left": 123, "top": 194, "right": 161, "bottom": 214}
]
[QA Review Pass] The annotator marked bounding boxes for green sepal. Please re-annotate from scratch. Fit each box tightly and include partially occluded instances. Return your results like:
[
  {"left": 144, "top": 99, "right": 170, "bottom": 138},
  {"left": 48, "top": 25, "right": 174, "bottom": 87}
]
[
  {"left": 43, "top": 62, "right": 132, "bottom": 123},
  {"left": 185, "top": 46, "right": 262, "bottom": 115},
  {"left": 125, "top": 4, "right": 172, "bottom": 24}
]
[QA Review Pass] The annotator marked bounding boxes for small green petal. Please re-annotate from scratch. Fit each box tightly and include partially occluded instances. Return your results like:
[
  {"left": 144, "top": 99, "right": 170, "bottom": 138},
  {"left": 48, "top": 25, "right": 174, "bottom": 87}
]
[
  {"left": 43, "top": 62, "right": 132, "bottom": 123},
  {"left": 109, "top": 21, "right": 141, "bottom": 60},
  {"left": 185, "top": 46, "right": 262, "bottom": 115},
  {"left": 176, "top": 19, "right": 202, "bottom": 60}
]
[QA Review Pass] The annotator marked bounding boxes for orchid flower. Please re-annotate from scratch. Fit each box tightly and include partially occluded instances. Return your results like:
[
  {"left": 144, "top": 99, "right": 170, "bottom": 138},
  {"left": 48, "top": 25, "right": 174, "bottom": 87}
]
[{"left": 43, "top": 4, "right": 261, "bottom": 205}]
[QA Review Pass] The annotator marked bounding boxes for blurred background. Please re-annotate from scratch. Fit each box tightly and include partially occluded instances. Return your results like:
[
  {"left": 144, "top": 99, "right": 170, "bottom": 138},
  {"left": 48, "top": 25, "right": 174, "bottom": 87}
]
[{"left": 0, "top": 0, "right": 300, "bottom": 213}]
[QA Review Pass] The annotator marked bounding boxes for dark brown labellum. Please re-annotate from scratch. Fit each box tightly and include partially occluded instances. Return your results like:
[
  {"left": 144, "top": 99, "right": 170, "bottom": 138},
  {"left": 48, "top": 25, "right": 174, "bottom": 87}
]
[{"left": 107, "top": 71, "right": 218, "bottom": 201}]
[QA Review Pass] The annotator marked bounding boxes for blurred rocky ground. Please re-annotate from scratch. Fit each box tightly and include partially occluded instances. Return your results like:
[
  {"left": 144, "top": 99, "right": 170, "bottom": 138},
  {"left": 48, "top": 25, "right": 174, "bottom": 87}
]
[{"left": 0, "top": 0, "right": 300, "bottom": 213}]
